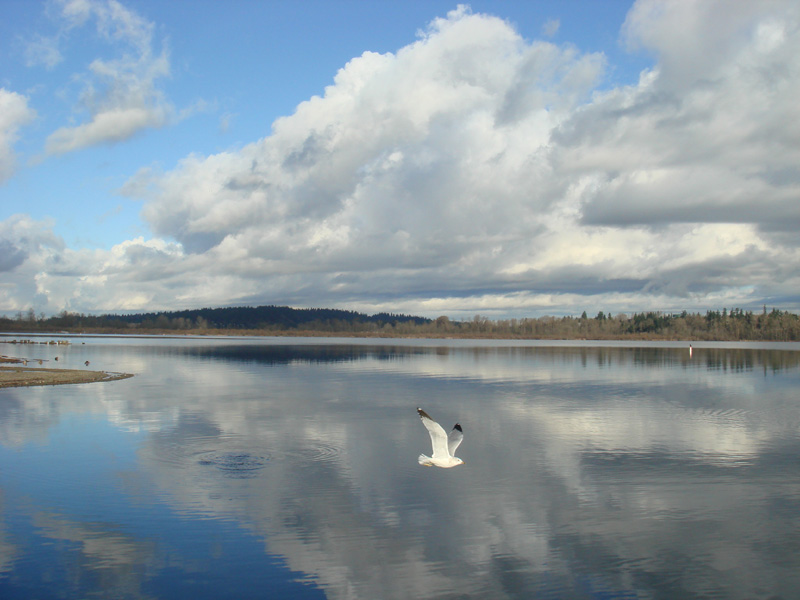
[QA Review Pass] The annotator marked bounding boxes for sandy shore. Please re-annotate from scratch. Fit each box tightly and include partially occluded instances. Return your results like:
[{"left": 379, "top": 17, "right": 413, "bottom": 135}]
[{"left": 0, "top": 366, "right": 133, "bottom": 388}]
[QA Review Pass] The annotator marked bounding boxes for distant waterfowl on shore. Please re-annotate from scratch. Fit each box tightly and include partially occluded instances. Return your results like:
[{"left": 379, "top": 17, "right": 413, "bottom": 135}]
[{"left": 85, "top": 360, "right": 90, "bottom": 366}]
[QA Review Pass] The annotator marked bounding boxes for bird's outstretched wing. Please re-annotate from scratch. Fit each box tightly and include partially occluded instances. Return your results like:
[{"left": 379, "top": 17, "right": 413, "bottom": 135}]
[
  {"left": 417, "top": 408, "right": 450, "bottom": 458},
  {"left": 447, "top": 423, "right": 463, "bottom": 456}
]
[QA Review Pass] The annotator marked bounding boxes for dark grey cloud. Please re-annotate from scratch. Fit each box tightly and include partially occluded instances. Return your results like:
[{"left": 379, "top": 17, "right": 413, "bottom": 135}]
[{"left": 0, "top": 240, "right": 27, "bottom": 272}]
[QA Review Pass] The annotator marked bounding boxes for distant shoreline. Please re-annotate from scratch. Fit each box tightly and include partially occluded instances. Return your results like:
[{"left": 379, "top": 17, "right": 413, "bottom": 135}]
[
  {"left": 0, "top": 326, "right": 766, "bottom": 341},
  {"left": 3, "top": 330, "right": 800, "bottom": 347},
  {"left": 3, "top": 328, "right": 693, "bottom": 339}
]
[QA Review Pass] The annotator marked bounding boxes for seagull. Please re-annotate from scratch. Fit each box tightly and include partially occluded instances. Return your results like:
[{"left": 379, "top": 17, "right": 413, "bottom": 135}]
[{"left": 417, "top": 407, "right": 464, "bottom": 468}]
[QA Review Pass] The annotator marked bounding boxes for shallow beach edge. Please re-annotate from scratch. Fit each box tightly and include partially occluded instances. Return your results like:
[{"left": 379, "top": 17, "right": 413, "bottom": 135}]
[{"left": 0, "top": 366, "right": 134, "bottom": 388}]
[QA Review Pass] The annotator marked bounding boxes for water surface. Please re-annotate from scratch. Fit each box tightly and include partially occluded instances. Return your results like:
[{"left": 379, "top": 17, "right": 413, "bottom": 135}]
[{"left": 1, "top": 337, "right": 799, "bottom": 599}]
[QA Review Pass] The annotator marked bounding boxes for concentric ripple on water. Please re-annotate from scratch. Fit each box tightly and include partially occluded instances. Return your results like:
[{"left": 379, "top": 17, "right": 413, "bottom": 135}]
[
  {"left": 196, "top": 449, "right": 271, "bottom": 478},
  {"left": 192, "top": 442, "right": 342, "bottom": 477}
]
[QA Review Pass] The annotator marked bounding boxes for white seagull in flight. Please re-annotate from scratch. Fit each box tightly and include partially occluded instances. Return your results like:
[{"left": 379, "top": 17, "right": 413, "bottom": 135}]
[{"left": 417, "top": 407, "right": 465, "bottom": 468}]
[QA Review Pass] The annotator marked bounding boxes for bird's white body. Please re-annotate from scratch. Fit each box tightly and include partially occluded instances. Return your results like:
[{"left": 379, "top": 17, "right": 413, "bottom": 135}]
[
  {"left": 418, "top": 453, "right": 464, "bottom": 468},
  {"left": 417, "top": 407, "right": 464, "bottom": 468}
]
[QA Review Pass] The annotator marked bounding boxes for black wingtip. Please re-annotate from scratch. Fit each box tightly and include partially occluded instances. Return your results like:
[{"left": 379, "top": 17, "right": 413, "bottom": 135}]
[
  {"left": 453, "top": 423, "right": 462, "bottom": 432},
  {"left": 417, "top": 407, "right": 431, "bottom": 419}
]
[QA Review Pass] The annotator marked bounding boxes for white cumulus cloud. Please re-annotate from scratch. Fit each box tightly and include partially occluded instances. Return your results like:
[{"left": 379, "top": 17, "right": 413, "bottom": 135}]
[
  {"left": 126, "top": 3, "right": 800, "bottom": 316},
  {"left": 0, "top": 90, "right": 36, "bottom": 184}
]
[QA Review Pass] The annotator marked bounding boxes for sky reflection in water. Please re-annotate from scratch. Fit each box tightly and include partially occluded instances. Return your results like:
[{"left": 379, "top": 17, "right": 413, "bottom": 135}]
[{"left": 1, "top": 338, "right": 799, "bottom": 599}]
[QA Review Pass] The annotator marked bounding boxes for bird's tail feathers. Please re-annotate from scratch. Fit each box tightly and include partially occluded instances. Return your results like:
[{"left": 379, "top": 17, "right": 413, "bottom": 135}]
[{"left": 418, "top": 454, "right": 433, "bottom": 466}]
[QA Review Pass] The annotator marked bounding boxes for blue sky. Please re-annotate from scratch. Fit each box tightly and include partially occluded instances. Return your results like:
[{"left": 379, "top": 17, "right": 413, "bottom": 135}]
[{"left": 1, "top": 0, "right": 799, "bottom": 319}]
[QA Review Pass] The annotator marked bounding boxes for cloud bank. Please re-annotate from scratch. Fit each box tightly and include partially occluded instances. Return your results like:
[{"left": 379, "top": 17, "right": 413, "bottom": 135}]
[{"left": 2, "top": 1, "right": 799, "bottom": 317}]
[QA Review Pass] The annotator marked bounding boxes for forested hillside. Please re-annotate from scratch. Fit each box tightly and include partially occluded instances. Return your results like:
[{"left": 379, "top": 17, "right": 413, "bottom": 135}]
[
  {"left": 1, "top": 305, "right": 798, "bottom": 341},
  {"left": 1, "top": 305, "right": 429, "bottom": 333}
]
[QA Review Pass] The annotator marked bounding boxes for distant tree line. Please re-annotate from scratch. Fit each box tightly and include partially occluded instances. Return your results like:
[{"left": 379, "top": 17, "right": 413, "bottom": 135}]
[
  {"left": 430, "top": 307, "right": 799, "bottom": 341},
  {"left": 1, "top": 305, "right": 798, "bottom": 341},
  {"left": 0, "top": 305, "right": 430, "bottom": 334}
]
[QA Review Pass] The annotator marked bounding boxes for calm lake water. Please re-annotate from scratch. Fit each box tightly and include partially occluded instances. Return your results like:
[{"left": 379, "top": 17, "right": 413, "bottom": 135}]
[{"left": 1, "top": 336, "right": 799, "bottom": 599}]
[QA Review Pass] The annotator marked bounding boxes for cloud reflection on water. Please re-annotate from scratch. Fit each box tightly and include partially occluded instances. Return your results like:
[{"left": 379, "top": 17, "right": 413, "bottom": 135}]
[{"left": 1, "top": 340, "right": 799, "bottom": 598}]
